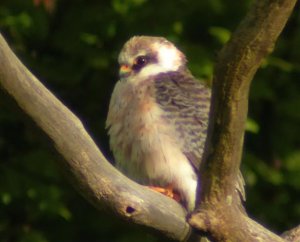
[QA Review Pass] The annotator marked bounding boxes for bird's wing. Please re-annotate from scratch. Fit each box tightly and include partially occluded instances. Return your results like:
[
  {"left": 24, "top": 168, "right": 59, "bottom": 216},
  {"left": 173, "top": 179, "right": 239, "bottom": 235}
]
[
  {"left": 154, "top": 70, "right": 211, "bottom": 170},
  {"left": 154, "top": 71, "right": 246, "bottom": 202}
]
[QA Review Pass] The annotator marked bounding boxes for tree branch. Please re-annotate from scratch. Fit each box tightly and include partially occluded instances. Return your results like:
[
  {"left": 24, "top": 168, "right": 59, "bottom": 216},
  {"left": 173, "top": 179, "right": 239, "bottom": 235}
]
[
  {"left": 189, "top": 0, "right": 297, "bottom": 241},
  {"left": 282, "top": 225, "right": 300, "bottom": 242},
  {"left": 0, "top": 33, "right": 190, "bottom": 241}
]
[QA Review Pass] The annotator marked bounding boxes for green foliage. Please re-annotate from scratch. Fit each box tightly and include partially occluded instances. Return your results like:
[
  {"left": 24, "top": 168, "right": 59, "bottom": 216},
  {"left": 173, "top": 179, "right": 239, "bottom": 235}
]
[{"left": 0, "top": 0, "right": 299, "bottom": 241}]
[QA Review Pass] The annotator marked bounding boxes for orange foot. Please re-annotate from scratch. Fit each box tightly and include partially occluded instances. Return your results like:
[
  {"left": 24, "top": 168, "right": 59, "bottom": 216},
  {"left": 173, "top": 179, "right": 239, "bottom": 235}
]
[{"left": 147, "top": 185, "right": 181, "bottom": 203}]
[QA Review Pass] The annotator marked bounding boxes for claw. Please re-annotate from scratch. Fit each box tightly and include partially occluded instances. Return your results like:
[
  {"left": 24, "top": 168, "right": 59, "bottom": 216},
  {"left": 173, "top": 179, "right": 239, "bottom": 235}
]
[{"left": 147, "top": 185, "right": 181, "bottom": 203}]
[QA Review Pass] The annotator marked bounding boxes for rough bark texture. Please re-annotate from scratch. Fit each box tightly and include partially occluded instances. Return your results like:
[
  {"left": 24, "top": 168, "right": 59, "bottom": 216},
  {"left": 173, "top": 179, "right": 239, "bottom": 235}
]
[
  {"left": 0, "top": 0, "right": 299, "bottom": 241},
  {"left": 189, "top": 0, "right": 298, "bottom": 241},
  {"left": 282, "top": 225, "right": 300, "bottom": 242}
]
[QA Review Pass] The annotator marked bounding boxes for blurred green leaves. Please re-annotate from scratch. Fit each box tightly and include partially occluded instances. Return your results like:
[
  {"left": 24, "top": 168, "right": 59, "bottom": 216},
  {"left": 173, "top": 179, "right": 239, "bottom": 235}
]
[
  {"left": 209, "top": 26, "right": 231, "bottom": 44},
  {"left": 112, "top": 0, "right": 147, "bottom": 15},
  {"left": 0, "top": 12, "right": 32, "bottom": 30},
  {"left": 80, "top": 33, "right": 99, "bottom": 46},
  {"left": 246, "top": 118, "right": 260, "bottom": 134}
]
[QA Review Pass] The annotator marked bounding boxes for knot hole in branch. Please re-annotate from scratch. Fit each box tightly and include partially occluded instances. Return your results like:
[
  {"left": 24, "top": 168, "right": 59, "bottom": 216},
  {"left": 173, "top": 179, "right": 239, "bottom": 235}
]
[{"left": 126, "top": 206, "right": 136, "bottom": 215}]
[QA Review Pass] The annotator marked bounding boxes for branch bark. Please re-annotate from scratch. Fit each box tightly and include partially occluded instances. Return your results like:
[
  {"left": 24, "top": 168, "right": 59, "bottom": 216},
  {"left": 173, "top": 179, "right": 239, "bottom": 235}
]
[
  {"left": 0, "top": 33, "right": 190, "bottom": 241},
  {"left": 189, "top": 0, "right": 298, "bottom": 241},
  {"left": 282, "top": 225, "right": 300, "bottom": 242}
]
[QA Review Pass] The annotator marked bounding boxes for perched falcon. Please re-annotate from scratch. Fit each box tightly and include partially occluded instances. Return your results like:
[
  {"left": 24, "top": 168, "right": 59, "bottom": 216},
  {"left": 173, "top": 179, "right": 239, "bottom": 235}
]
[{"left": 106, "top": 36, "right": 210, "bottom": 211}]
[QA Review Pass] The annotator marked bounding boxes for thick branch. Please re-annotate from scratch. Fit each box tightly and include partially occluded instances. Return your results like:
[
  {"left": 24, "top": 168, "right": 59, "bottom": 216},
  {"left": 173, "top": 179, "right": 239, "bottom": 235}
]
[
  {"left": 282, "top": 225, "right": 300, "bottom": 242},
  {"left": 190, "top": 0, "right": 297, "bottom": 241},
  {"left": 0, "top": 33, "right": 190, "bottom": 241}
]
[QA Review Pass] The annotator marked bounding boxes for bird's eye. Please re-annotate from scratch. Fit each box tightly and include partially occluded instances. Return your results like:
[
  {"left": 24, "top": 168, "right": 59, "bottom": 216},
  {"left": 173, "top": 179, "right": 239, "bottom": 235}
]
[
  {"left": 136, "top": 56, "right": 147, "bottom": 66},
  {"left": 133, "top": 55, "right": 148, "bottom": 71}
]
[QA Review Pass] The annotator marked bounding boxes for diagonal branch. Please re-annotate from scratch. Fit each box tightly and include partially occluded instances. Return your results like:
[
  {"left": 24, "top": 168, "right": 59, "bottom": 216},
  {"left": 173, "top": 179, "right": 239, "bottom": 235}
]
[
  {"left": 282, "top": 225, "right": 300, "bottom": 242},
  {"left": 0, "top": 33, "right": 190, "bottom": 241},
  {"left": 189, "top": 0, "right": 297, "bottom": 241}
]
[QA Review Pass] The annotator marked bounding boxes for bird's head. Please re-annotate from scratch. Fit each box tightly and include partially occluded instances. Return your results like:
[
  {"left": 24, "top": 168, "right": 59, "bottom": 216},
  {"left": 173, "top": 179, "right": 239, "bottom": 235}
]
[{"left": 118, "top": 36, "right": 187, "bottom": 80}]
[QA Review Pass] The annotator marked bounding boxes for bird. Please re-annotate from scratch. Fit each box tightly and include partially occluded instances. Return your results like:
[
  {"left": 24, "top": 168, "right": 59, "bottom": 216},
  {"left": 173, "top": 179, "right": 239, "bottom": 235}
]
[{"left": 106, "top": 36, "right": 211, "bottom": 211}]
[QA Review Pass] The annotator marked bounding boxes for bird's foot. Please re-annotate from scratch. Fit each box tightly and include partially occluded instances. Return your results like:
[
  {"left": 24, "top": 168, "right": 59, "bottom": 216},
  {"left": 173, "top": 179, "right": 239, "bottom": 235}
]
[{"left": 147, "top": 185, "right": 181, "bottom": 202}]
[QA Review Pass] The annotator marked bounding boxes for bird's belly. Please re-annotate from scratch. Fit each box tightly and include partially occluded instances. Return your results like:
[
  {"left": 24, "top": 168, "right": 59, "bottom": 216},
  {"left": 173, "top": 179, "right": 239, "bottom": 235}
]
[
  {"left": 111, "top": 91, "right": 183, "bottom": 185},
  {"left": 107, "top": 81, "right": 198, "bottom": 210}
]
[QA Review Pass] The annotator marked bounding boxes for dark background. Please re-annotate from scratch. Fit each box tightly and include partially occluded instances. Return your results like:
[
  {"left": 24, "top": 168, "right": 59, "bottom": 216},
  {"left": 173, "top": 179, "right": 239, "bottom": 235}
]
[{"left": 0, "top": 0, "right": 299, "bottom": 241}]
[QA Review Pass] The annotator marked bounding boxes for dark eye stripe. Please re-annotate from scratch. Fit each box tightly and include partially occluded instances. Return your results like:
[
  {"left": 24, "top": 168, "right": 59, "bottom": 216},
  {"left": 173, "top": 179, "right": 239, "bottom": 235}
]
[
  {"left": 132, "top": 55, "right": 149, "bottom": 71},
  {"left": 132, "top": 54, "right": 158, "bottom": 72}
]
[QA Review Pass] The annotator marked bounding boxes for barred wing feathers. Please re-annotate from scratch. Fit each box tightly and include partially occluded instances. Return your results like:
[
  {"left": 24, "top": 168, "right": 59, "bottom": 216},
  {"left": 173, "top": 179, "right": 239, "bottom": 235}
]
[{"left": 154, "top": 71, "right": 211, "bottom": 170}]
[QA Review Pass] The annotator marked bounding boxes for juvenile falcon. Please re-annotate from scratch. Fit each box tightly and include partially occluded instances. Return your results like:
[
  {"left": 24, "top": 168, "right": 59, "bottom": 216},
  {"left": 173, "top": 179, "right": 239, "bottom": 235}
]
[{"left": 106, "top": 36, "right": 210, "bottom": 211}]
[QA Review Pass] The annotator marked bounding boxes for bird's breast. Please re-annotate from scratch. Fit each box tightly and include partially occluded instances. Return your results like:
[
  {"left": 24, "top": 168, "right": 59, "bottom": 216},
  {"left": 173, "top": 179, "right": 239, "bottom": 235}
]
[{"left": 107, "top": 80, "right": 179, "bottom": 182}]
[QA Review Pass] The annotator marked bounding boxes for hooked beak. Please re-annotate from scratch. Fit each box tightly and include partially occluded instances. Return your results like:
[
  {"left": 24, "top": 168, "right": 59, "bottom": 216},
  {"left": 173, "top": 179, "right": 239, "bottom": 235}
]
[{"left": 119, "top": 64, "right": 131, "bottom": 78}]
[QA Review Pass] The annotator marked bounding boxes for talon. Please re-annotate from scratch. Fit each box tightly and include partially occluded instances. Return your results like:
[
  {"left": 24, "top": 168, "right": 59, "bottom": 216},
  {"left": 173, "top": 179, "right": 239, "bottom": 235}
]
[{"left": 147, "top": 185, "right": 182, "bottom": 203}]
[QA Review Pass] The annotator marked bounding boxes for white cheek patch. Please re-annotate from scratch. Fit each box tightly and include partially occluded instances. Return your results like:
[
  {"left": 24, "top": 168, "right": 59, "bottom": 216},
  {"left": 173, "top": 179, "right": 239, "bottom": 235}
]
[
  {"left": 135, "top": 64, "right": 168, "bottom": 80},
  {"left": 131, "top": 45, "right": 181, "bottom": 80},
  {"left": 157, "top": 45, "right": 180, "bottom": 70}
]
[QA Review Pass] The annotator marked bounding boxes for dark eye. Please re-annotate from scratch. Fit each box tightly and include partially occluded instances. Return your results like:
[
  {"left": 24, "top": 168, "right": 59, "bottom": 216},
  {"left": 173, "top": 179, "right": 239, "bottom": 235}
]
[{"left": 132, "top": 55, "right": 148, "bottom": 71}]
